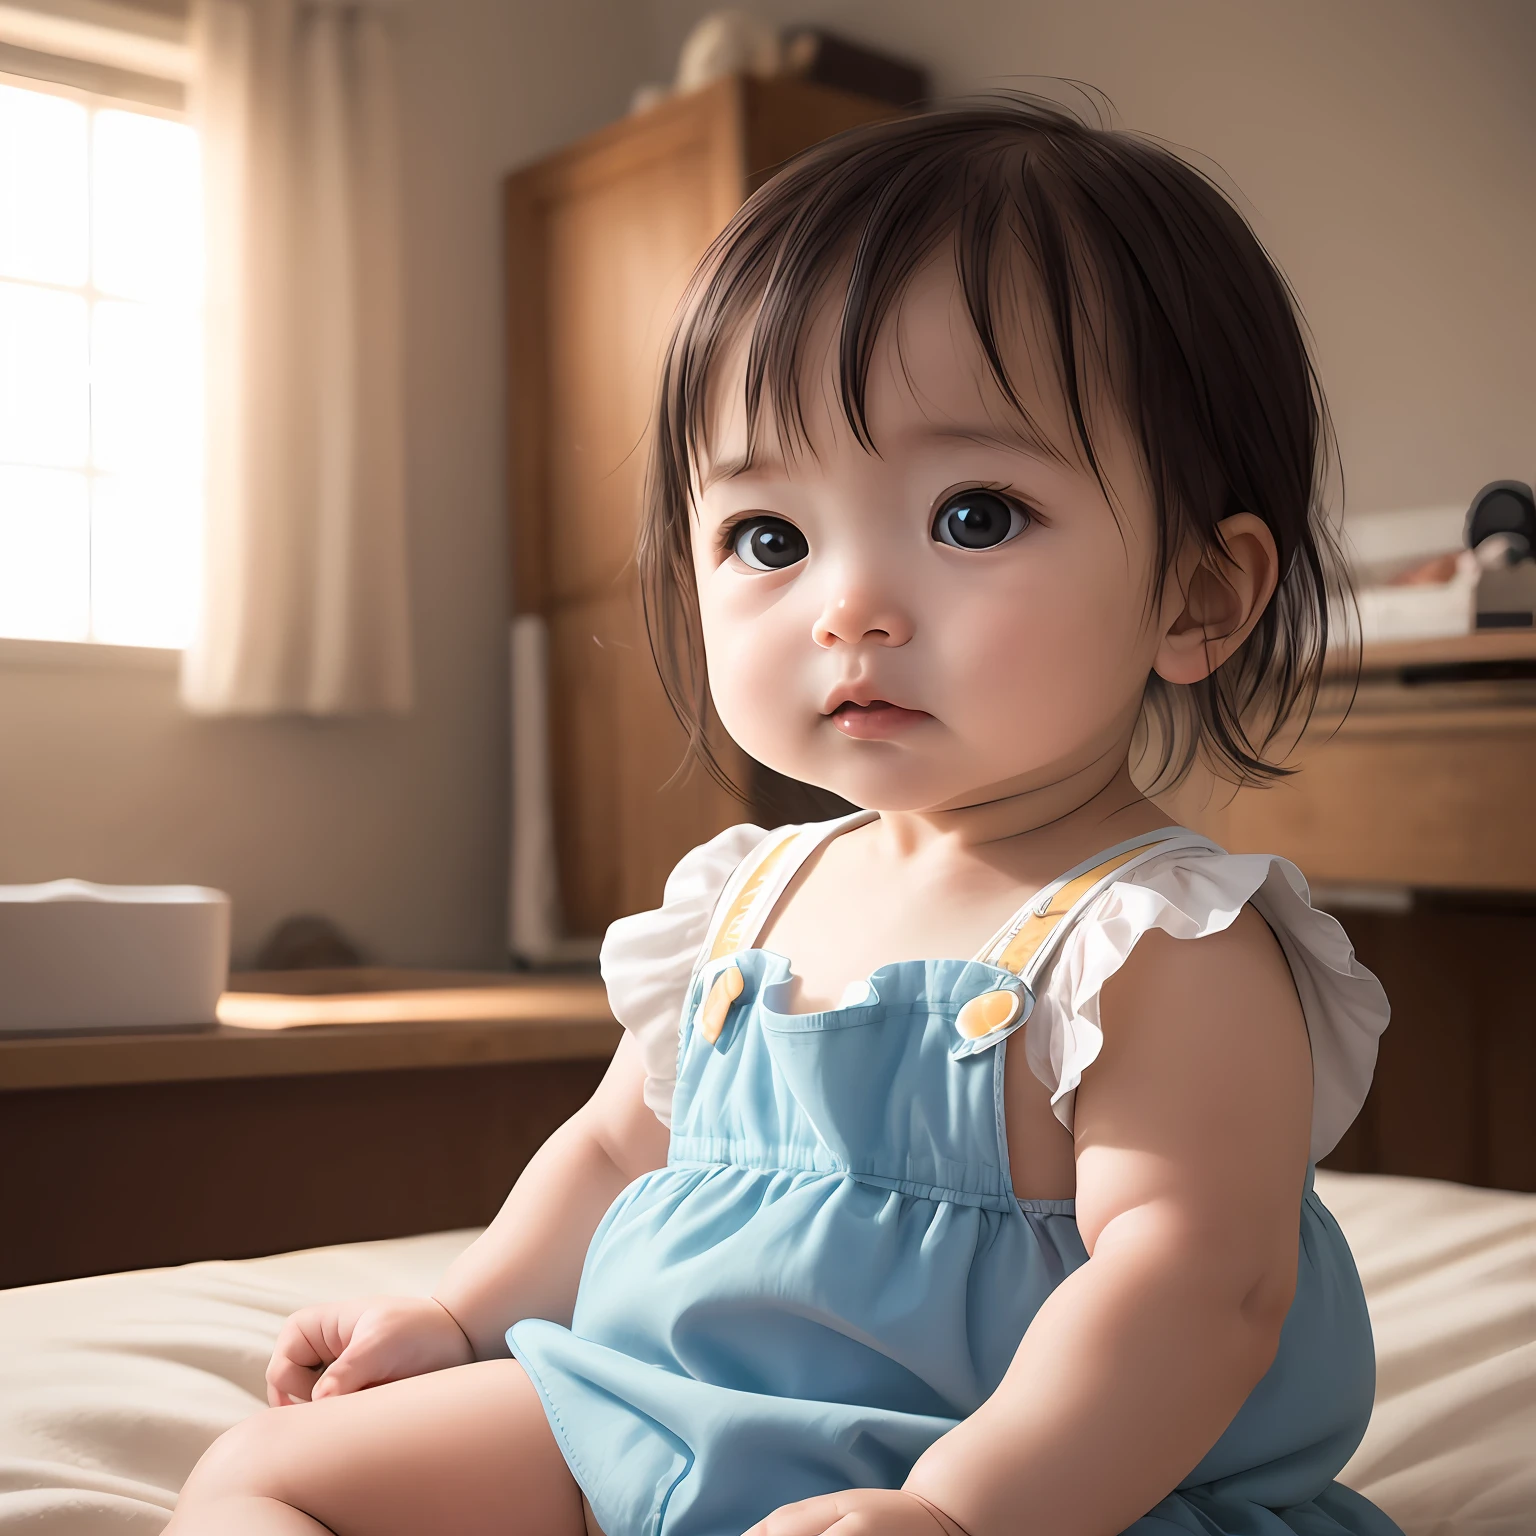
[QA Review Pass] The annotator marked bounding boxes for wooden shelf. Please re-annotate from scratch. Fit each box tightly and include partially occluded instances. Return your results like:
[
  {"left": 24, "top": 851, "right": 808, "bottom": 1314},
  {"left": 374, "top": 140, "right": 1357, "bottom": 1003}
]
[
  {"left": 1355, "top": 630, "right": 1536, "bottom": 673},
  {"left": 0, "top": 968, "right": 618, "bottom": 1093},
  {"left": 1337, "top": 704, "right": 1536, "bottom": 737}
]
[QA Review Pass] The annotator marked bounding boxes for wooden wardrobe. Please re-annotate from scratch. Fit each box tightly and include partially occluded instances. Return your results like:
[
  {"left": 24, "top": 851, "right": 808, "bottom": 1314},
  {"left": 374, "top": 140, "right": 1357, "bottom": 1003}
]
[{"left": 504, "top": 76, "right": 895, "bottom": 941}]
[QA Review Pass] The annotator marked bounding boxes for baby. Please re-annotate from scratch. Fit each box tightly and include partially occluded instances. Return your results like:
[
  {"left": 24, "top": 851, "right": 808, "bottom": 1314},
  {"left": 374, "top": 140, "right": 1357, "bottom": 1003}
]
[{"left": 169, "top": 94, "right": 1402, "bottom": 1536}]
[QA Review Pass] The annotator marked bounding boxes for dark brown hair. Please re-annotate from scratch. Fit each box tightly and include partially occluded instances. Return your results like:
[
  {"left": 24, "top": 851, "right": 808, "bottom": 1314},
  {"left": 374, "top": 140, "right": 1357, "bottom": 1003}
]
[{"left": 639, "top": 91, "right": 1351, "bottom": 794}]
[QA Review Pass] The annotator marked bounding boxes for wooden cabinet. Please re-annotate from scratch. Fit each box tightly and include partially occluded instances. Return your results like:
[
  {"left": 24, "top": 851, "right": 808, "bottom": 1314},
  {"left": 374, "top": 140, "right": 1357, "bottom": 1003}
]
[
  {"left": 505, "top": 76, "right": 896, "bottom": 939},
  {"left": 0, "top": 971, "right": 617, "bottom": 1286}
]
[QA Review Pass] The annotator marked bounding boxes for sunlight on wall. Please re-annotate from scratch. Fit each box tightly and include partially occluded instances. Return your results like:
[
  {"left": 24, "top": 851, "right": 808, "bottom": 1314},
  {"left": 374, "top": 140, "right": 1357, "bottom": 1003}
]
[{"left": 0, "top": 81, "right": 202, "bottom": 648}]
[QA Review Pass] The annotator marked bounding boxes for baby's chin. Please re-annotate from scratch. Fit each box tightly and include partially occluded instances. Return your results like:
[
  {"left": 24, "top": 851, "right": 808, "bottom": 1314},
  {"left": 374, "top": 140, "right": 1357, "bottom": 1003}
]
[{"left": 748, "top": 745, "right": 998, "bottom": 819}]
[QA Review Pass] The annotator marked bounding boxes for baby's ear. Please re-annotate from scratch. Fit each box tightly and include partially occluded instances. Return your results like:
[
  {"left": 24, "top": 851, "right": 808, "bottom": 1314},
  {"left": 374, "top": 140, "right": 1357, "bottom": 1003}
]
[{"left": 1152, "top": 513, "right": 1280, "bottom": 685}]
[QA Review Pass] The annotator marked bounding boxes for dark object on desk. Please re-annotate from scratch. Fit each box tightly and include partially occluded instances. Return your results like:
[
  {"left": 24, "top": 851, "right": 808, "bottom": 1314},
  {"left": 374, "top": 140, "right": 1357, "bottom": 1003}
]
[
  {"left": 256, "top": 913, "right": 362, "bottom": 970},
  {"left": 1467, "top": 482, "right": 1536, "bottom": 630},
  {"left": 781, "top": 28, "right": 928, "bottom": 107},
  {"left": 1466, "top": 479, "right": 1536, "bottom": 557}
]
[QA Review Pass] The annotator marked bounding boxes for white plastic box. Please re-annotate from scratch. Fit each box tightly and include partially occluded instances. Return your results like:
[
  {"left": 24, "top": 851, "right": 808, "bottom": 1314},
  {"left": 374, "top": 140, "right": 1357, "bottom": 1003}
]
[
  {"left": 0, "top": 881, "right": 230, "bottom": 1034},
  {"left": 1355, "top": 568, "right": 1474, "bottom": 644}
]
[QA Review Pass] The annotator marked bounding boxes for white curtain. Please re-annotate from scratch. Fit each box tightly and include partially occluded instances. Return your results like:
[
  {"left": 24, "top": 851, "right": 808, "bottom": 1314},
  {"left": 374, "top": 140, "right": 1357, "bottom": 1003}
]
[{"left": 181, "top": 0, "right": 412, "bottom": 715}]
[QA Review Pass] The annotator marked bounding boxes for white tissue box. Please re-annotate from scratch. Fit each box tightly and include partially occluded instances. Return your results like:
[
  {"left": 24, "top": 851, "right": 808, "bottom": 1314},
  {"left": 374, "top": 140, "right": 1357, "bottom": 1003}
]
[
  {"left": 0, "top": 881, "right": 230, "bottom": 1033},
  {"left": 1356, "top": 578, "right": 1473, "bottom": 645}
]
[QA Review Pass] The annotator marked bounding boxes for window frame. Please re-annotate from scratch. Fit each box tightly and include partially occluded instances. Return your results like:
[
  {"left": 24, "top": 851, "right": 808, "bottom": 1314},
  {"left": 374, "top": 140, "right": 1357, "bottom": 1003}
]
[{"left": 0, "top": 65, "right": 199, "bottom": 667}]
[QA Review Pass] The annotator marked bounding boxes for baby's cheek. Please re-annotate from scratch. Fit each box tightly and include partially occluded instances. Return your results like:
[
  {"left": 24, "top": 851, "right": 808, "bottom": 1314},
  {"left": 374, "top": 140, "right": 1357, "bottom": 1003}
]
[
  {"left": 700, "top": 603, "right": 810, "bottom": 766},
  {"left": 949, "top": 590, "right": 1147, "bottom": 757}
]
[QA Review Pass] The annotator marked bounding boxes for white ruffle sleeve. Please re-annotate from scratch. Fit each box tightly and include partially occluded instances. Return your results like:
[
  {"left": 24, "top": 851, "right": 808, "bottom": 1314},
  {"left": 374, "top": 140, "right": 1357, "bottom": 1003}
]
[
  {"left": 1024, "top": 846, "right": 1391, "bottom": 1163},
  {"left": 599, "top": 822, "right": 770, "bottom": 1126}
]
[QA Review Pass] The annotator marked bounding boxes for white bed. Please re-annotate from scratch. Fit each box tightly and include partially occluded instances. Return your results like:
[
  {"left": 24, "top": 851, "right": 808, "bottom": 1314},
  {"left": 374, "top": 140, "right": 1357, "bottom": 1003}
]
[{"left": 1, "top": 1171, "right": 1532, "bottom": 1535}]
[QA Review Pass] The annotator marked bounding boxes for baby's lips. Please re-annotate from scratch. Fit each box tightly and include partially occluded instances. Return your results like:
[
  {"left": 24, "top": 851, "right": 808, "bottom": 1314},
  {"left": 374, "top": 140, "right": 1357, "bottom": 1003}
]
[{"left": 828, "top": 700, "right": 933, "bottom": 739}]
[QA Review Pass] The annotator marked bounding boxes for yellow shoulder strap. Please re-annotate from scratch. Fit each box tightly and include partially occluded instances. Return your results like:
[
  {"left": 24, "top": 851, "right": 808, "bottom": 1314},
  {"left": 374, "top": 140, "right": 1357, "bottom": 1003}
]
[
  {"left": 990, "top": 831, "right": 1215, "bottom": 980},
  {"left": 706, "top": 828, "right": 803, "bottom": 963},
  {"left": 702, "top": 810, "right": 879, "bottom": 964},
  {"left": 705, "top": 823, "right": 1211, "bottom": 978},
  {"left": 992, "top": 844, "right": 1153, "bottom": 977}
]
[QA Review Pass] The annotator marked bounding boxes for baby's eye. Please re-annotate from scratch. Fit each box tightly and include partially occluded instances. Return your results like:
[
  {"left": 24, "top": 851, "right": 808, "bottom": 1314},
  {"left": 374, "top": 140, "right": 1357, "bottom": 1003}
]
[
  {"left": 931, "top": 489, "right": 1030, "bottom": 550},
  {"left": 731, "top": 517, "right": 809, "bottom": 571}
]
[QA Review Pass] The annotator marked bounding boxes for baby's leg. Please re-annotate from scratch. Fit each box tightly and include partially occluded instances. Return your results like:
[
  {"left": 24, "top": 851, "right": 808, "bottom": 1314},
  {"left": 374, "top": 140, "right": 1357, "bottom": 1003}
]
[{"left": 167, "top": 1359, "right": 585, "bottom": 1536}]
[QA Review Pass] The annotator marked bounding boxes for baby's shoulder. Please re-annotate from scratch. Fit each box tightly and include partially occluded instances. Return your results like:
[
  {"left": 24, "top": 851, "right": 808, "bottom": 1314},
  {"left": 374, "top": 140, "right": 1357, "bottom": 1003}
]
[
  {"left": 1101, "top": 890, "right": 1297, "bottom": 1011},
  {"left": 1027, "top": 845, "right": 1391, "bottom": 1163}
]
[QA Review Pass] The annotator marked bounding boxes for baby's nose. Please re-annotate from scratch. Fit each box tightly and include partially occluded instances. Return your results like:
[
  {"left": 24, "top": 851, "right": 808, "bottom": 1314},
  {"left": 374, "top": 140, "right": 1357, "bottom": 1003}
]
[{"left": 811, "top": 588, "right": 913, "bottom": 649}]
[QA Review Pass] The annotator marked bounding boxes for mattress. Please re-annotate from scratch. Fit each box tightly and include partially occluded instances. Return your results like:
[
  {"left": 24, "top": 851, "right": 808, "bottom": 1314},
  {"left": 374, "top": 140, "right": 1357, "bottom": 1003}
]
[{"left": 0, "top": 1171, "right": 1531, "bottom": 1534}]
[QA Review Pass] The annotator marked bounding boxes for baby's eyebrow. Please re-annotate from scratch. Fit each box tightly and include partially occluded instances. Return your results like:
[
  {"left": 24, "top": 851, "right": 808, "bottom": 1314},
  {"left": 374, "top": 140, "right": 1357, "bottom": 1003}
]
[
  {"left": 698, "top": 448, "right": 788, "bottom": 490},
  {"left": 697, "top": 420, "right": 1065, "bottom": 491},
  {"left": 907, "top": 422, "right": 1063, "bottom": 461}
]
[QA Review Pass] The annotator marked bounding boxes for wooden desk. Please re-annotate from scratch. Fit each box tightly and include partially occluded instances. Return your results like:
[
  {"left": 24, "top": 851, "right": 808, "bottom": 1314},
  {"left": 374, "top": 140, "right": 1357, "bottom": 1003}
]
[
  {"left": 1163, "top": 634, "right": 1536, "bottom": 1193},
  {"left": 0, "top": 970, "right": 620, "bottom": 1288},
  {"left": 1184, "top": 631, "right": 1536, "bottom": 891}
]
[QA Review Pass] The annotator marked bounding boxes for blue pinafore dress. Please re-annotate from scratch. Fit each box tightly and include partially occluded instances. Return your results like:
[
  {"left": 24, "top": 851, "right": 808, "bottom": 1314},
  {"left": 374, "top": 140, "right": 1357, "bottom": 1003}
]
[{"left": 509, "top": 825, "right": 1403, "bottom": 1536}]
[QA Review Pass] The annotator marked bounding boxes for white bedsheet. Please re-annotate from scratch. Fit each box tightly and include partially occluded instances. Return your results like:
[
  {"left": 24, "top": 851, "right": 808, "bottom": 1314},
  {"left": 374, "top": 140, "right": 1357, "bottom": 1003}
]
[{"left": 0, "top": 1171, "right": 1531, "bottom": 1534}]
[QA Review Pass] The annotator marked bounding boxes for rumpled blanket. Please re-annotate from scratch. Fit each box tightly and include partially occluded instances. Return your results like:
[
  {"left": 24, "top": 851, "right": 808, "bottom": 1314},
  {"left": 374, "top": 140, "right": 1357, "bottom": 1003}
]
[{"left": 0, "top": 1172, "right": 1531, "bottom": 1534}]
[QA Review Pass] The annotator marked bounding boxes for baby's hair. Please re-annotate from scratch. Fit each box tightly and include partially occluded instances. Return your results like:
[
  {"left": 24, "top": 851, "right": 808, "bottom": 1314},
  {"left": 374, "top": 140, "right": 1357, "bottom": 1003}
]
[{"left": 639, "top": 91, "right": 1351, "bottom": 793}]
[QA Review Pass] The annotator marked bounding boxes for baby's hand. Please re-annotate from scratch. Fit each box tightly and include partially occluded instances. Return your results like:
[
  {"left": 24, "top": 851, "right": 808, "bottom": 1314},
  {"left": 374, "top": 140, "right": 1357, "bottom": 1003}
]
[
  {"left": 265, "top": 1294, "right": 474, "bottom": 1407},
  {"left": 744, "top": 1489, "right": 969, "bottom": 1536}
]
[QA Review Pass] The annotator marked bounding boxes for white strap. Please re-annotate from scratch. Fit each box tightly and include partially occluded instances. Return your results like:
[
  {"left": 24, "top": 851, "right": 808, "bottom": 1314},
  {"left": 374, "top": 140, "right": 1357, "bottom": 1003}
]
[
  {"left": 693, "top": 817, "right": 1221, "bottom": 994},
  {"left": 693, "top": 811, "right": 876, "bottom": 977},
  {"left": 978, "top": 828, "right": 1222, "bottom": 987}
]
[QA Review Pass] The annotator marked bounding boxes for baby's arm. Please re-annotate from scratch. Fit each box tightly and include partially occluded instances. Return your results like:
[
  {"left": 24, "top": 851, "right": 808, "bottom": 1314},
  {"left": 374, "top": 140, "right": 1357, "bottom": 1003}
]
[
  {"left": 433, "top": 1031, "right": 670, "bottom": 1354},
  {"left": 266, "top": 1033, "right": 668, "bottom": 1402},
  {"left": 901, "top": 905, "right": 1313, "bottom": 1536}
]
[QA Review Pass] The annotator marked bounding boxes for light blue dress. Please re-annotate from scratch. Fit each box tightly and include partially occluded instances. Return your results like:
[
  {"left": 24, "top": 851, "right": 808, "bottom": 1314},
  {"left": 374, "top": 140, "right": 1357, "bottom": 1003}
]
[{"left": 508, "top": 832, "right": 1402, "bottom": 1536}]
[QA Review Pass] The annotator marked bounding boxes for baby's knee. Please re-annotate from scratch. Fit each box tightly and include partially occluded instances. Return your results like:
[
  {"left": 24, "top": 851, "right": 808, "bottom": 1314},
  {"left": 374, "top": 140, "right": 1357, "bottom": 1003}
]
[{"left": 179, "top": 1408, "right": 299, "bottom": 1507}]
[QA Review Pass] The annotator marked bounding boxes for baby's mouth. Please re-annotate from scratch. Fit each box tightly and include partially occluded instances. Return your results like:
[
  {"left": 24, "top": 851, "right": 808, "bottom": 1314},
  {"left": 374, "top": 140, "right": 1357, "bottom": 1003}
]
[{"left": 828, "top": 699, "right": 932, "bottom": 740}]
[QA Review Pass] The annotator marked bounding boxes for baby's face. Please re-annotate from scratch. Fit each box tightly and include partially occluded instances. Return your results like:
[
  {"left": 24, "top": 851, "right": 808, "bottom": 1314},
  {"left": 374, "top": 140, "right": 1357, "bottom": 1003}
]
[{"left": 689, "top": 259, "right": 1178, "bottom": 815}]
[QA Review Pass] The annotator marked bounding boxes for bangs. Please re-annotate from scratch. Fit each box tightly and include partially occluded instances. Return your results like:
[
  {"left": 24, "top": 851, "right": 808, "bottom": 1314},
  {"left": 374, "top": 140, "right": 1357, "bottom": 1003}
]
[{"left": 670, "top": 129, "right": 1109, "bottom": 500}]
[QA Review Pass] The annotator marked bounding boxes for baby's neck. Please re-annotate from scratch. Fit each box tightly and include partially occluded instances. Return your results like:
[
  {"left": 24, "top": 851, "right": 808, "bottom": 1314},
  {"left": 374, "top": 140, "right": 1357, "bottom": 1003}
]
[{"left": 870, "top": 758, "right": 1165, "bottom": 877}]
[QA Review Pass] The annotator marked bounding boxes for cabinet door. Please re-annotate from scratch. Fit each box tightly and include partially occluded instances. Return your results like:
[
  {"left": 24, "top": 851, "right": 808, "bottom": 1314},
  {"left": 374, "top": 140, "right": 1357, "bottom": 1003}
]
[
  {"left": 545, "top": 586, "right": 742, "bottom": 935},
  {"left": 508, "top": 79, "right": 902, "bottom": 934},
  {"left": 507, "top": 86, "right": 747, "bottom": 933}
]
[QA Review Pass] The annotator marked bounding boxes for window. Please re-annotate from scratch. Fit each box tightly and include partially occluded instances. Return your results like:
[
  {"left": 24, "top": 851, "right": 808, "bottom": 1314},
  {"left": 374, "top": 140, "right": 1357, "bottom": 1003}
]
[{"left": 0, "top": 74, "right": 200, "bottom": 649}]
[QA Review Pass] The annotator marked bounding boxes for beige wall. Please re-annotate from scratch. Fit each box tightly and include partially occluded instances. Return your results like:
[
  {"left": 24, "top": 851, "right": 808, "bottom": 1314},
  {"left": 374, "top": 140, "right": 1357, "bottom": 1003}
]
[
  {"left": 2, "top": 1, "right": 1529, "bottom": 967},
  {"left": 0, "top": 0, "right": 647, "bottom": 967},
  {"left": 649, "top": 0, "right": 1536, "bottom": 514}
]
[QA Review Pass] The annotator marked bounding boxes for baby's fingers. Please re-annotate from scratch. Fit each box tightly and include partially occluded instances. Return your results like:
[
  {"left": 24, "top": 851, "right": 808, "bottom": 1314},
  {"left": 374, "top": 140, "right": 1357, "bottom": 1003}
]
[
  {"left": 265, "top": 1351, "right": 323, "bottom": 1408},
  {"left": 309, "top": 1331, "right": 397, "bottom": 1400},
  {"left": 265, "top": 1307, "right": 346, "bottom": 1407},
  {"left": 745, "top": 1491, "right": 952, "bottom": 1536},
  {"left": 745, "top": 1494, "right": 859, "bottom": 1536}
]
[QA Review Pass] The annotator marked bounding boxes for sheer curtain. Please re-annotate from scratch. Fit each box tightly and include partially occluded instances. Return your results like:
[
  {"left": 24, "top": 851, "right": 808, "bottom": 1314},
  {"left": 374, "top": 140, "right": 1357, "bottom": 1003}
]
[{"left": 181, "top": 0, "right": 411, "bottom": 715}]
